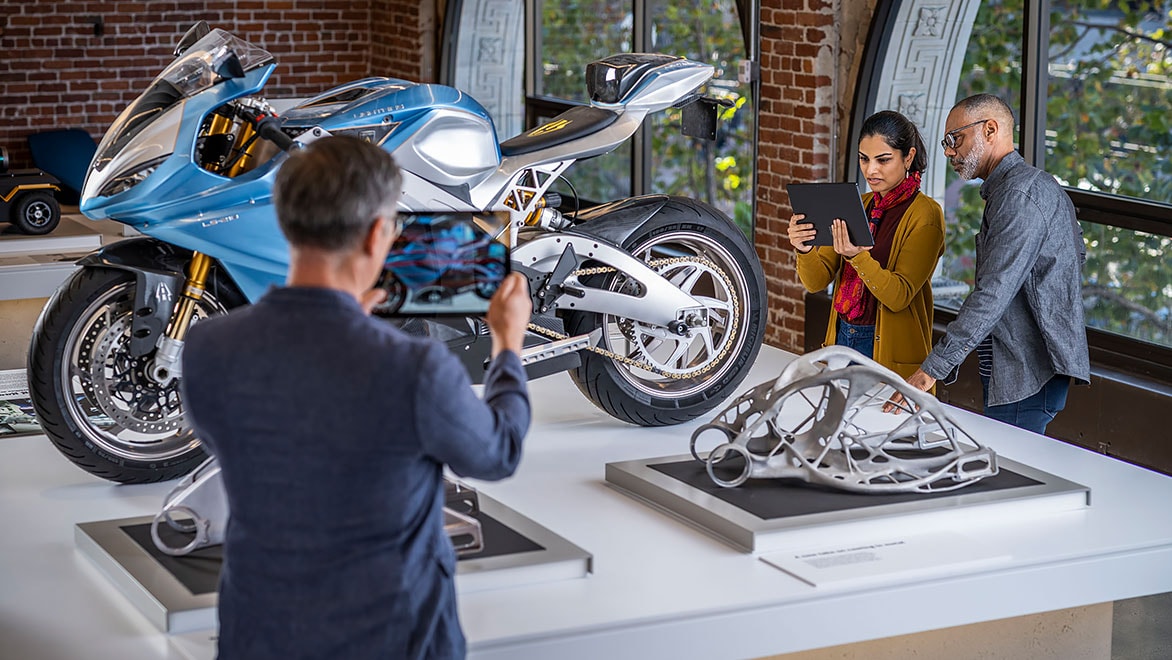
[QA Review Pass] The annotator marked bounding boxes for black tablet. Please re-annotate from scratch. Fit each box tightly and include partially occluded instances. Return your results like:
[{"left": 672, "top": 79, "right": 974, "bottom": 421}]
[
  {"left": 372, "top": 211, "right": 510, "bottom": 317},
  {"left": 785, "top": 182, "right": 874, "bottom": 247}
]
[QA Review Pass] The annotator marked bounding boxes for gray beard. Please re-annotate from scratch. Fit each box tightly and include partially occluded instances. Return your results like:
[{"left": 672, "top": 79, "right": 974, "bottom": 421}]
[{"left": 958, "top": 139, "right": 987, "bottom": 180}]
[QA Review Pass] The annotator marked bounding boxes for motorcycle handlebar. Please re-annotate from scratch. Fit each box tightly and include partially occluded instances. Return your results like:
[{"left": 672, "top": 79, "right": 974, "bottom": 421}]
[{"left": 256, "top": 116, "right": 296, "bottom": 152}]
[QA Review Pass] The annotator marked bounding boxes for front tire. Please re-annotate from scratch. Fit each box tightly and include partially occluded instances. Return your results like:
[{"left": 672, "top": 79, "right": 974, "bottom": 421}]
[
  {"left": 28, "top": 266, "right": 239, "bottom": 483},
  {"left": 566, "top": 198, "right": 766, "bottom": 426}
]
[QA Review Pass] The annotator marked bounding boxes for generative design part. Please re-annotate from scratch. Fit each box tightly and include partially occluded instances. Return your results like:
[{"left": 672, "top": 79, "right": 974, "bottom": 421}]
[
  {"left": 151, "top": 456, "right": 227, "bottom": 556},
  {"left": 690, "top": 346, "right": 998, "bottom": 493},
  {"left": 151, "top": 457, "right": 485, "bottom": 557}
]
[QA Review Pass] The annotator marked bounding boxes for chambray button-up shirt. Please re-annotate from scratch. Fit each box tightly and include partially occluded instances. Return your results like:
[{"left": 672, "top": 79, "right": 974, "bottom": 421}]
[{"left": 921, "top": 151, "right": 1090, "bottom": 406}]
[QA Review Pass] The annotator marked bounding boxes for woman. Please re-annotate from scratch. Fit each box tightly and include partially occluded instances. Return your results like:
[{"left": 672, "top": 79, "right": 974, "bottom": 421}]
[{"left": 787, "top": 110, "right": 945, "bottom": 383}]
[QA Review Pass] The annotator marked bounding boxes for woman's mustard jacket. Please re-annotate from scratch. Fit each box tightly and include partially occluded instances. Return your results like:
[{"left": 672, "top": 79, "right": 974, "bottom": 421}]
[{"left": 796, "top": 191, "right": 945, "bottom": 381}]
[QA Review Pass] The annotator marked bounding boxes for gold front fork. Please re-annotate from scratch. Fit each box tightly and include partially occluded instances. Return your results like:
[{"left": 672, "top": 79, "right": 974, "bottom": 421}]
[{"left": 166, "top": 251, "right": 214, "bottom": 341}]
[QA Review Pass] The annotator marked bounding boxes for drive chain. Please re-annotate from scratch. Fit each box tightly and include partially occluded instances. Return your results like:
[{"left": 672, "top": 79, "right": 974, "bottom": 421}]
[{"left": 526, "top": 256, "right": 741, "bottom": 380}]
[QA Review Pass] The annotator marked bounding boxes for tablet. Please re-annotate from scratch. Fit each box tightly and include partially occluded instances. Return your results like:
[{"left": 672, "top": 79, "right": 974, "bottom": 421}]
[
  {"left": 372, "top": 211, "right": 510, "bottom": 317},
  {"left": 785, "top": 182, "right": 874, "bottom": 247}
]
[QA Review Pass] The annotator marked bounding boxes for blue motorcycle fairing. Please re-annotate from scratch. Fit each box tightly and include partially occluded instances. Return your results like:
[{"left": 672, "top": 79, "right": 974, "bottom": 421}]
[
  {"left": 80, "top": 64, "right": 507, "bottom": 304},
  {"left": 80, "top": 63, "right": 296, "bottom": 302},
  {"left": 80, "top": 63, "right": 277, "bottom": 221},
  {"left": 282, "top": 79, "right": 493, "bottom": 133}
]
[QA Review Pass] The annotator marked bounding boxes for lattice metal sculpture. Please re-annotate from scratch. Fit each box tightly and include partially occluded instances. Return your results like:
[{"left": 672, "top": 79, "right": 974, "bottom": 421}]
[
  {"left": 690, "top": 346, "right": 998, "bottom": 493},
  {"left": 151, "top": 457, "right": 484, "bottom": 556}
]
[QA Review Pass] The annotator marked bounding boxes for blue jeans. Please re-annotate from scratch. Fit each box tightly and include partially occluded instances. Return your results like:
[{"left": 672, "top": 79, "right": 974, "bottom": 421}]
[
  {"left": 981, "top": 375, "right": 1070, "bottom": 435},
  {"left": 835, "top": 320, "right": 874, "bottom": 359}
]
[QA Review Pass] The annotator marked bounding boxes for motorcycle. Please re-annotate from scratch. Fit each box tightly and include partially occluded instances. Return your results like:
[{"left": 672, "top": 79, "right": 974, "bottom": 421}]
[{"left": 27, "top": 22, "right": 766, "bottom": 484}]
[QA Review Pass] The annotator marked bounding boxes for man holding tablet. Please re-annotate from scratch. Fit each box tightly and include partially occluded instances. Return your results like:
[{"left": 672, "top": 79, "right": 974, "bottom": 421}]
[
  {"left": 181, "top": 136, "right": 532, "bottom": 659},
  {"left": 786, "top": 110, "right": 945, "bottom": 384}
]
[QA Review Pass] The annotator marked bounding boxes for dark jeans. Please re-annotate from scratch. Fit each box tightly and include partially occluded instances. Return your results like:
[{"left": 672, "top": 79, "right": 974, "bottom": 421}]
[
  {"left": 835, "top": 320, "right": 874, "bottom": 359},
  {"left": 981, "top": 374, "right": 1070, "bottom": 435}
]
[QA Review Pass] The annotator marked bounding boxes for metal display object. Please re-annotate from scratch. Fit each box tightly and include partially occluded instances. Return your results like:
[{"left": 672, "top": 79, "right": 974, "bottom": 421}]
[
  {"left": 690, "top": 346, "right": 998, "bottom": 493},
  {"left": 151, "top": 457, "right": 227, "bottom": 556},
  {"left": 151, "top": 457, "right": 484, "bottom": 556}
]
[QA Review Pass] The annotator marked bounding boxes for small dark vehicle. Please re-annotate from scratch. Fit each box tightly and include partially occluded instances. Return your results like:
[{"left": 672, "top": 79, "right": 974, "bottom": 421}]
[{"left": 0, "top": 147, "right": 62, "bottom": 235}]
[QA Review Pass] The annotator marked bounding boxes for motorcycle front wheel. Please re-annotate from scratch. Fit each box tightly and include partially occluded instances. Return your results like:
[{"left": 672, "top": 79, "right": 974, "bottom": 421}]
[
  {"left": 566, "top": 199, "right": 766, "bottom": 426},
  {"left": 28, "top": 266, "right": 240, "bottom": 483}
]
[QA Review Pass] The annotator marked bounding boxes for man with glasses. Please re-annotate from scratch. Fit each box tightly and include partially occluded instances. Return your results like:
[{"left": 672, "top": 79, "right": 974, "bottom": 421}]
[{"left": 889, "top": 94, "right": 1089, "bottom": 435}]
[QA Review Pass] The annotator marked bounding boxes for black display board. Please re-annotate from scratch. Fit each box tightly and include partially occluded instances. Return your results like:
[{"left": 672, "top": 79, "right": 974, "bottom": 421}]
[
  {"left": 121, "top": 512, "right": 546, "bottom": 596},
  {"left": 649, "top": 457, "right": 1042, "bottom": 521}
]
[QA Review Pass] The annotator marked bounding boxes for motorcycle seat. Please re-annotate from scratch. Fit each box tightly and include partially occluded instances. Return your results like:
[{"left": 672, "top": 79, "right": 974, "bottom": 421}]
[{"left": 499, "top": 105, "right": 619, "bottom": 157}]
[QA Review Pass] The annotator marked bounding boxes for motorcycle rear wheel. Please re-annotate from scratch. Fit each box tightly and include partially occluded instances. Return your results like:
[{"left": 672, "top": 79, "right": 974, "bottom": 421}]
[
  {"left": 566, "top": 199, "right": 766, "bottom": 426},
  {"left": 28, "top": 266, "right": 239, "bottom": 483}
]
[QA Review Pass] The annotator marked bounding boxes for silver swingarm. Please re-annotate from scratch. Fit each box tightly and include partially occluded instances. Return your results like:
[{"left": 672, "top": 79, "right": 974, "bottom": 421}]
[{"left": 512, "top": 232, "right": 705, "bottom": 327}]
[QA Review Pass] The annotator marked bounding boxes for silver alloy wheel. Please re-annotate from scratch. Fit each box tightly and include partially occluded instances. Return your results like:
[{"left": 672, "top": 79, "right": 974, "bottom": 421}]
[
  {"left": 60, "top": 281, "right": 224, "bottom": 462},
  {"left": 24, "top": 199, "right": 54, "bottom": 228},
  {"left": 600, "top": 230, "right": 750, "bottom": 398}
]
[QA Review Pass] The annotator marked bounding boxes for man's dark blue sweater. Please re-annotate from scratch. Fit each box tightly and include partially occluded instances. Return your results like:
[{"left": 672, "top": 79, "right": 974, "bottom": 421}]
[{"left": 181, "top": 286, "right": 530, "bottom": 659}]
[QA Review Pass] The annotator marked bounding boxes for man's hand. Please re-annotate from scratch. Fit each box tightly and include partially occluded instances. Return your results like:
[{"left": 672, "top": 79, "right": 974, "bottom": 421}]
[
  {"left": 359, "top": 287, "right": 388, "bottom": 315},
  {"left": 831, "top": 218, "right": 871, "bottom": 259},
  {"left": 487, "top": 273, "right": 532, "bottom": 358},
  {"left": 883, "top": 368, "right": 936, "bottom": 414}
]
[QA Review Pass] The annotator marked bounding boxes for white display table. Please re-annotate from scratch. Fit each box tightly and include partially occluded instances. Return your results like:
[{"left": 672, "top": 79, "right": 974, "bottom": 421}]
[{"left": 1, "top": 346, "right": 1170, "bottom": 659}]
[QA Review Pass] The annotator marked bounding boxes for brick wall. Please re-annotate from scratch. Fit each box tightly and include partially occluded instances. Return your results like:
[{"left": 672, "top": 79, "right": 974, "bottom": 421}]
[
  {"left": 0, "top": 0, "right": 432, "bottom": 171},
  {"left": 371, "top": 0, "right": 436, "bottom": 82},
  {"left": 755, "top": 0, "right": 873, "bottom": 352}
]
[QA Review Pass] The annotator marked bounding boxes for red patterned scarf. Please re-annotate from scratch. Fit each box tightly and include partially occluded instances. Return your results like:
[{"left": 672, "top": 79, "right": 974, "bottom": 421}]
[{"left": 833, "top": 171, "right": 922, "bottom": 323}]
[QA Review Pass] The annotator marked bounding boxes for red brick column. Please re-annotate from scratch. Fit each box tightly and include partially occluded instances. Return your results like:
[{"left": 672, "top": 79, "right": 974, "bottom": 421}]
[
  {"left": 755, "top": 0, "right": 837, "bottom": 352},
  {"left": 371, "top": 0, "right": 436, "bottom": 83}
]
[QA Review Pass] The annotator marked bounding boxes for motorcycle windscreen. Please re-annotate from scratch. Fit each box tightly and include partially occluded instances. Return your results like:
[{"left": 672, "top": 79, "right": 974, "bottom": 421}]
[{"left": 373, "top": 211, "right": 510, "bottom": 317}]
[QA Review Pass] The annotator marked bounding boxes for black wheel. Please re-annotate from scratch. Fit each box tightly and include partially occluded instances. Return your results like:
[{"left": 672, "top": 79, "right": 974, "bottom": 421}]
[
  {"left": 373, "top": 273, "right": 407, "bottom": 315},
  {"left": 27, "top": 266, "right": 241, "bottom": 483},
  {"left": 565, "top": 198, "right": 766, "bottom": 426},
  {"left": 13, "top": 191, "right": 60, "bottom": 235}
]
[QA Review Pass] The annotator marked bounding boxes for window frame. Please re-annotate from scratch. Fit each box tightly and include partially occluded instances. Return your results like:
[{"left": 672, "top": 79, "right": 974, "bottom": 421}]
[
  {"left": 522, "top": 0, "right": 760, "bottom": 215},
  {"left": 853, "top": 0, "right": 1172, "bottom": 383}
]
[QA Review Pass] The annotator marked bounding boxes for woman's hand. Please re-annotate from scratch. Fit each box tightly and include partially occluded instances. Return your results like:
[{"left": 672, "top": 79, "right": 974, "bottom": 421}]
[
  {"left": 831, "top": 218, "right": 871, "bottom": 259},
  {"left": 787, "top": 214, "right": 818, "bottom": 253}
]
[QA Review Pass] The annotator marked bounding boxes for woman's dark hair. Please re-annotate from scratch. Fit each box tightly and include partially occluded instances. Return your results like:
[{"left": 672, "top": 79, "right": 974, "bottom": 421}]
[{"left": 860, "top": 110, "right": 928, "bottom": 173}]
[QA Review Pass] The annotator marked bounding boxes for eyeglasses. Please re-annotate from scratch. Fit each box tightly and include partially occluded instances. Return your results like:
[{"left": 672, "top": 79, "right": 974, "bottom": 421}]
[{"left": 940, "top": 119, "right": 989, "bottom": 150}]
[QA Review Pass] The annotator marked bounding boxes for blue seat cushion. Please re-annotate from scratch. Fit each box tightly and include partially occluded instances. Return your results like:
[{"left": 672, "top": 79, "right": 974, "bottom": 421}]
[{"left": 27, "top": 128, "right": 97, "bottom": 204}]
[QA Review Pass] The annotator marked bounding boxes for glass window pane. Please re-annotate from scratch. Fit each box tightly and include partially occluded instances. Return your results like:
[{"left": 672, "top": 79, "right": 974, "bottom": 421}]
[
  {"left": 1046, "top": 1, "right": 1172, "bottom": 206},
  {"left": 551, "top": 143, "right": 633, "bottom": 205},
  {"left": 937, "top": 0, "right": 1026, "bottom": 307},
  {"left": 538, "top": 1, "right": 633, "bottom": 102},
  {"left": 1082, "top": 223, "right": 1172, "bottom": 347},
  {"left": 537, "top": 0, "right": 633, "bottom": 202},
  {"left": 647, "top": 0, "right": 754, "bottom": 237}
]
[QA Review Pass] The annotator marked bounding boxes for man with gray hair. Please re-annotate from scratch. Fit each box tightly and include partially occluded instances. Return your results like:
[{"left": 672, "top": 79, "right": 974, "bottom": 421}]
[
  {"left": 181, "top": 135, "right": 532, "bottom": 659},
  {"left": 890, "top": 94, "right": 1089, "bottom": 435}
]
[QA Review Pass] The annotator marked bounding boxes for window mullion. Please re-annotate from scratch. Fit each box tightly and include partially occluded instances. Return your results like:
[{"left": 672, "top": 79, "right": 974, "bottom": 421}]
[
  {"left": 633, "top": 0, "right": 650, "bottom": 197},
  {"left": 1020, "top": 0, "right": 1050, "bottom": 168}
]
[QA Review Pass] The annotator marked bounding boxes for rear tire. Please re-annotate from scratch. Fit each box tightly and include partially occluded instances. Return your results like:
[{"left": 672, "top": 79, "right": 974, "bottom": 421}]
[
  {"left": 28, "top": 266, "right": 241, "bottom": 483},
  {"left": 565, "top": 198, "right": 766, "bottom": 426}
]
